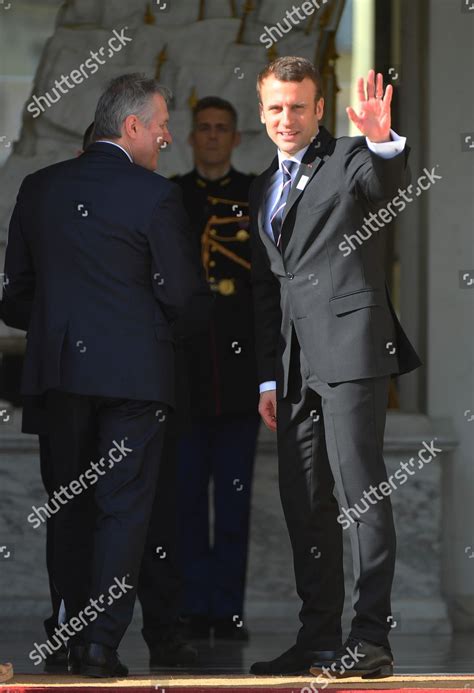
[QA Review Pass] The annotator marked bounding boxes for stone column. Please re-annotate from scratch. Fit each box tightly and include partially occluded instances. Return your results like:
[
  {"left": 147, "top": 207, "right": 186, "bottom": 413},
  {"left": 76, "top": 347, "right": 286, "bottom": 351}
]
[{"left": 424, "top": 0, "right": 474, "bottom": 631}]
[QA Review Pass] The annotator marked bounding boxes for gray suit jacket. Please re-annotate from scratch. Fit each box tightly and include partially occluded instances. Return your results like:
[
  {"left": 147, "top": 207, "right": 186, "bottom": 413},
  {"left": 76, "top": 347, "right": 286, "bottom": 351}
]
[{"left": 250, "top": 126, "right": 421, "bottom": 399}]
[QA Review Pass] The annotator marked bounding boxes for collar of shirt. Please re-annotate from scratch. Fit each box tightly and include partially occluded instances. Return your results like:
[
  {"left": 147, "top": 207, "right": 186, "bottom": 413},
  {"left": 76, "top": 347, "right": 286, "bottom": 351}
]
[
  {"left": 277, "top": 144, "right": 309, "bottom": 169},
  {"left": 262, "top": 133, "right": 319, "bottom": 241},
  {"left": 275, "top": 129, "right": 320, "bottom": 170},
  {"left": 96, "top": 140, "right": 133, "bottom": 163},
  {"left": 195, "top": 166, "right": 232, "bottom": 185}
]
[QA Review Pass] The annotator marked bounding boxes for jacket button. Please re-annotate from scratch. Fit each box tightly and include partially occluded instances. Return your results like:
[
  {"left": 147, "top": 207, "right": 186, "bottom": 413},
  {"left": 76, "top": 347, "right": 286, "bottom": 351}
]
[{"left": 287, "top": 272, "right": 294, "bottom": 279}]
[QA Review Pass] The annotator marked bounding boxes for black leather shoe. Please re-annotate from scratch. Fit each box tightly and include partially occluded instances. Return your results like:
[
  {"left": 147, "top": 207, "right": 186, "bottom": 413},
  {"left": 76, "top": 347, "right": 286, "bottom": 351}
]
[
  {"left": 213, "top": 617, "right": 249, "bottom": 641},
  {"left": 44, "top": 646, "right": 68, "bottom": 672},
  {"left": 250, "top": 644, "right": 338, "bottom": 676},
  {"left": 149, "top": 631, "right": 198, "bottom": 668},
  {"left": 68, "top": 644, "right": 85, "bottom": 674},
  {"left": 80, "top": 643, "right": 128, "bottom": 678},
  {"left": 310, "top": 636, "right": 393, "bottom": 679}
]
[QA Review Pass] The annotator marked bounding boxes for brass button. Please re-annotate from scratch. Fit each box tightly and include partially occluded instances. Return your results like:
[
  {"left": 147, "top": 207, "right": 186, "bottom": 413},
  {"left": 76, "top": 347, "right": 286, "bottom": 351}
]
[
  {"left": 218, "top": 279, "right": 235, "bottom": 295},
  {"left": 236, "top": 229, "right": 249, "bottom": 241}
]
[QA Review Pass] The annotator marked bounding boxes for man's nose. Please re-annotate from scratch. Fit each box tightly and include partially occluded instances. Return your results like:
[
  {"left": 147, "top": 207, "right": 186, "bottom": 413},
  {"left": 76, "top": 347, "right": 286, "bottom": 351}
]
[{"left": 165, "top": 131, "right": 173, "bottom": 145}]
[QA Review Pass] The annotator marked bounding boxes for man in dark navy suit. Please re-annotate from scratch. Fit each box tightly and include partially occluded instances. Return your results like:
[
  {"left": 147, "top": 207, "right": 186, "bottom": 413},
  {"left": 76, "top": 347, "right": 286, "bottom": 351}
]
[
  {"left": 0, "top": 122, "right": 97, "bottom": 674},
  {"left": 2, "top": 74, "right": 208, "bottom": 678},
  {"left": 37, "top": 121, "right": 98, "bottom": 674}
]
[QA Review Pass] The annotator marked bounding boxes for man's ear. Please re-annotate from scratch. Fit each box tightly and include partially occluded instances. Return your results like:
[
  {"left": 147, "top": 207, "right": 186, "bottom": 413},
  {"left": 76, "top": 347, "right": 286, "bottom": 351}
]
[
  {"left": 123, "top": 114, "right": 139, "bottom": 139},
  {"left": 233, "top": 130, "right": 242, "bottom": 148},
  {"left": 316, "top": 97, "right": 325, "bottom": 121},
  {"left": 259, "top": 103, "right": 265, "bottom": 124}
]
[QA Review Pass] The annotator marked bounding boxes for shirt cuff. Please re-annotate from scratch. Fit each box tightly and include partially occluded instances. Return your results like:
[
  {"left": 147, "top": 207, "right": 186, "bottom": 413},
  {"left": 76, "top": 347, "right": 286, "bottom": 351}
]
[
  {"left": 366, "top": 129, "right": 406, "bottom": 159},
  {"left": 259, "top": 381, "right": 277, "bottom": 394}
]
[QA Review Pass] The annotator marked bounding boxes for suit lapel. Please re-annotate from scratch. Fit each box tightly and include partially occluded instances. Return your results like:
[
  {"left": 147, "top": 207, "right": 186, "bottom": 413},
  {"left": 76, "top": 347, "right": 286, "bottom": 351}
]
[
  {"left": 254, "top": 127, "right": 334, "bottom": 260},
  {"left": 282, "top": 128, "right": 333, "bottom": 226},
  {"left": 256, "top": 157, "right": 282, "bottom": 262},
  {"left": 280, "top": 128, "right": 335, "bottom": 252}
]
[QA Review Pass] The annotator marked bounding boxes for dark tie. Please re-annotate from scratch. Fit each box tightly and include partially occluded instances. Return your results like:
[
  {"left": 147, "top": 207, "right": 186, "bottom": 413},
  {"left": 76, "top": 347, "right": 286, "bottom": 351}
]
[{"left": 270, "top": 160, "right": 298, "bottom": 247}]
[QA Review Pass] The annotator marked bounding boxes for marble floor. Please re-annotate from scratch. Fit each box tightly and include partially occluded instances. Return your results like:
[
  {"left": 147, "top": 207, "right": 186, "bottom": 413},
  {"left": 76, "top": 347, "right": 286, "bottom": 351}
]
[{"left": 2, "top": 617, "right": 473, "bottom": 677}]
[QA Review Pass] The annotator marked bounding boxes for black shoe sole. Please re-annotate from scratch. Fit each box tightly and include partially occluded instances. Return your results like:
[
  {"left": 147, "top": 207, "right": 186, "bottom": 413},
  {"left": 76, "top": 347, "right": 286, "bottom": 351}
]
[
  {"left": 150, "top": 663, "right": 197, "bottom": 669},
  {"left": 150, "top": 658, "right": 198, "bottom": 669},
  {"left": 361, "top": 664, "right": 394, "bottom": 678},
  {"left": 80, "top": 664, "right": 128, "bottom": 678},
  {"left": 310, "top": 663, "right": 393, "bottom": 679},
  {"left": 251, "top": 659, "right": 337, "bottom": 676},
  {"left": 44, "top": 665, "right": 68, "bottom": 673},
  {"left": 250, "top": 667, "right": 312, "bottom": 676},
  {"left": 44, "top": 656, "right": 68, "bottom": 672}
]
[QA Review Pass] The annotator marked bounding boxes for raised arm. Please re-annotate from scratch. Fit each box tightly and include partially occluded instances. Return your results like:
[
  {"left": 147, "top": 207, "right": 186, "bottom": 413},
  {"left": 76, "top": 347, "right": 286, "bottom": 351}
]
[{"left": 344, "top": 70, "right": 410, "bottom": 203}]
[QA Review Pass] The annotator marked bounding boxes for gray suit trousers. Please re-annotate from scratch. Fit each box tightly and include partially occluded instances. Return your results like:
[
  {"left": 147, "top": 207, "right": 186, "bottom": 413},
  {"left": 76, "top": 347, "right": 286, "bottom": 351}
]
[{"left": 277, "top": 330, "right": 395, "bottom": 649}]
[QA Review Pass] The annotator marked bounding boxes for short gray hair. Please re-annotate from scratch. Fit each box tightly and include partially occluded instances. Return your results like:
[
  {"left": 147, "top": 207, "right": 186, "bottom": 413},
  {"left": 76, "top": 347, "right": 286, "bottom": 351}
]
[{"left": 94, "top": 73, "right": 172, "bottom": 139}]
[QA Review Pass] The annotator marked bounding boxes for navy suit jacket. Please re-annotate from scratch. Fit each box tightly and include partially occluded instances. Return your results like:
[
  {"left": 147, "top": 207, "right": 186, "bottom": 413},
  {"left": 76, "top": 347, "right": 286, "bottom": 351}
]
[{"left": 1, "top": 142, "right": 209, "bottom": 407}]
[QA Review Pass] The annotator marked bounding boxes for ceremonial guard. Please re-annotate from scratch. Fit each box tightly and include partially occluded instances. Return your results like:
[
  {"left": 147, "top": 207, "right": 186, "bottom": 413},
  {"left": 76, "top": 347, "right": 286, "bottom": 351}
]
[{"left": 173, "top": 97, "right": 259, "bottom": 640}]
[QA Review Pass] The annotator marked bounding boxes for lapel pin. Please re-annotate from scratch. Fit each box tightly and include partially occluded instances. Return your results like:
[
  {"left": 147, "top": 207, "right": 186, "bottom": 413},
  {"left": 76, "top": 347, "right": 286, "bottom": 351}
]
[{"left": 296, "top": 175, "right": 310, "bottom": 190}]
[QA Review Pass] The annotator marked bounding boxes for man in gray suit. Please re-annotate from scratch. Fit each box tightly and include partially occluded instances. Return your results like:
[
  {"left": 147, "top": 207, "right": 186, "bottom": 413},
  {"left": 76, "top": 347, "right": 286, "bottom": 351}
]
[{"left": 249, "top": 57, "right": 421, "bottom": 678}]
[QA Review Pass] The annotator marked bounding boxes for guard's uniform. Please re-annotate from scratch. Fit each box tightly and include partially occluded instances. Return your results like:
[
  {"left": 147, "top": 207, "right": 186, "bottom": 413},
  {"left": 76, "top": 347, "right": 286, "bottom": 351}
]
[{"left": 173, "top": 167, "right": 260, "bottom": 624}]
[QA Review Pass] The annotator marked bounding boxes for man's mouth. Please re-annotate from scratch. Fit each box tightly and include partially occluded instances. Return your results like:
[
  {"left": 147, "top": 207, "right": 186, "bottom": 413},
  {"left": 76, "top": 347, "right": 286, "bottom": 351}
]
[{"left": 279, "top": 130, "right": 299, "bottom": 137}]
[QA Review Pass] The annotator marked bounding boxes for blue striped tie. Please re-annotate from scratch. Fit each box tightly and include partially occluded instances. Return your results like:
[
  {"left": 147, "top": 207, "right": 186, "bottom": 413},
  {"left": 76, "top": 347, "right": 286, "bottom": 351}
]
[{"left": 270, "top": 160, "right": 298, "bottom": 247}]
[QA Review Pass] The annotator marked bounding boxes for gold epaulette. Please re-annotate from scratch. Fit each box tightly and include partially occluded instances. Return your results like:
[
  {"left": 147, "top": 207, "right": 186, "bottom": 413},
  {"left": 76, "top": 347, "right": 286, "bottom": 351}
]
[
  {"left": 207, "top": 195, "right": 250, "bottom": 207},
  {"left": 201, "top": 215, "right": 251, "bottom": 279}
]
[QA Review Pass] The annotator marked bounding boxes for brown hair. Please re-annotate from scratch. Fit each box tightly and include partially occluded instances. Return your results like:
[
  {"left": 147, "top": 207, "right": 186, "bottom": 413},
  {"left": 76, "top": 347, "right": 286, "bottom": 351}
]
[
  {"left": 192, "top": 96, "right": 238, "bottom": 130},
  {"left": 256, "top": 56, "right": 324, "bottom": 103}
]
